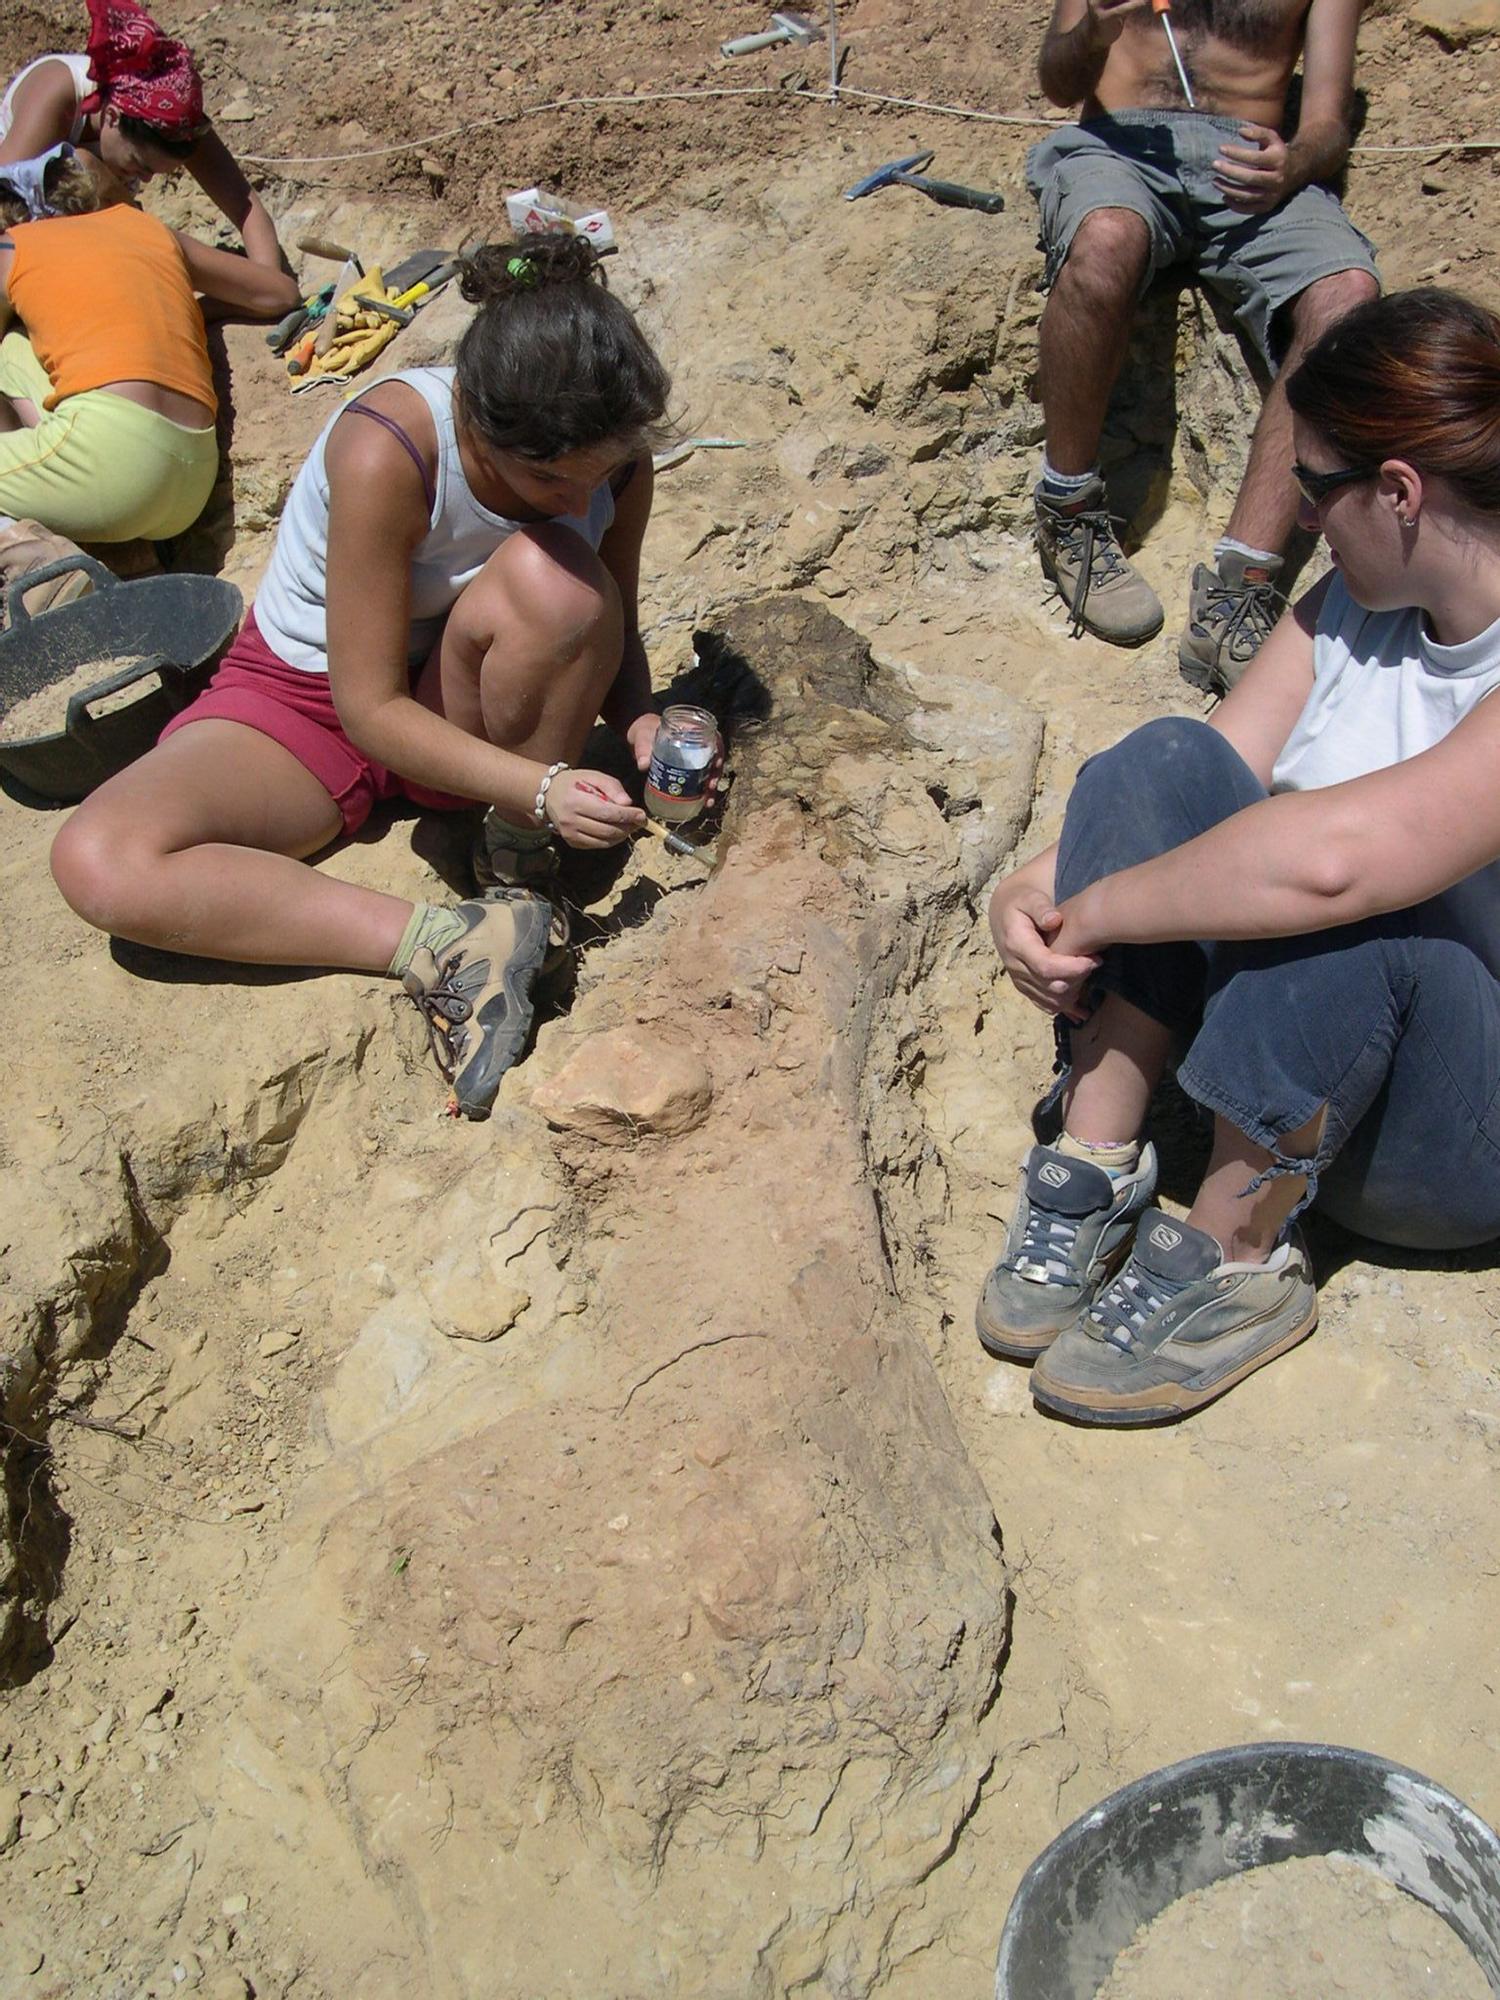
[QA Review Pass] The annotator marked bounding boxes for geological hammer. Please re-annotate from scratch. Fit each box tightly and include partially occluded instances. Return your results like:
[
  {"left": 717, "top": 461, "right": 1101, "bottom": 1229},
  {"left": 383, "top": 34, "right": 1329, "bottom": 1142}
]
[
  {"left": 721, "top": 9, "right": 822, "bottom": 57},
  {"left": 845, "top": 151, "right": 1005, "bottom": 215}
]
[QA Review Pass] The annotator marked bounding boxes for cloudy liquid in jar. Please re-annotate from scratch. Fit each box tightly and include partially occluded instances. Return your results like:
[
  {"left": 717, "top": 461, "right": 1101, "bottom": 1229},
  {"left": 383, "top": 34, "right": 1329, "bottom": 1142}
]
[{"left": 645, "top": 704, "right": 718, "bottom": 825}]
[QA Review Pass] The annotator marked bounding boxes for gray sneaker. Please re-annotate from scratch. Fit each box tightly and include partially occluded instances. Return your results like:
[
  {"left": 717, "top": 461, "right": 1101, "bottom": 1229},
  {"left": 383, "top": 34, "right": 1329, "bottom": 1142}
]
[
  {"left": 1035, "top": 477, "right": 1164, "bottom": 646},
  {"left": 976, "top": 1142, "right": 1158, "bottom": 1361},
  {"left": 1177, "top": 551, "right": 1286, "bottom": 694},
  {"left": 1031, "top": 1209, "right": 1318, "bottom": 1424},
  {"left": 402, "top": 890, "right": 553, "bottom": 1119}
]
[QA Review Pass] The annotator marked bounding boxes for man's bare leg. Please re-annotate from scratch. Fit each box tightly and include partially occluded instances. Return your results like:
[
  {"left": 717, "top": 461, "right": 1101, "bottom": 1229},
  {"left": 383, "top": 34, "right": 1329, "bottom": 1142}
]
[
  {"left": 1222, "top": 267, "right": 1382, "bottom": 554},
  {"left": 1037, "top": 207, "right": 1152, "bottom": 474},
  {"left": 1033, "top": 208, "right": 1165, "bottom": 645},
  {"left": 1180, "top": 267, "right": 1381, "bottom": 690}
]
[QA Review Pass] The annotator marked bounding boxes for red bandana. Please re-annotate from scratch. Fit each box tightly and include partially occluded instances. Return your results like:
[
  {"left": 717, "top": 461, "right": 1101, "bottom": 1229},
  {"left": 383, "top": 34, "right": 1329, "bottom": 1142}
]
[{"left": 82, "top": 0, "right": 204, "bottom": 138}]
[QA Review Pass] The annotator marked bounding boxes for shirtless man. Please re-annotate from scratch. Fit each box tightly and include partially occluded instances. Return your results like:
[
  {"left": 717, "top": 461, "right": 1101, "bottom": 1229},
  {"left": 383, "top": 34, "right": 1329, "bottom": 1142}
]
[{"left": 1027, "top": 0, "right": 1378, "bottom": 688}]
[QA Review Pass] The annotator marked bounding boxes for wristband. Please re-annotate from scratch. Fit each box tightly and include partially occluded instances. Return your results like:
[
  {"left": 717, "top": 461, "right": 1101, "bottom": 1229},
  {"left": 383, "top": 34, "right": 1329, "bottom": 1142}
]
[{"left": 533, "top": 761, "right": 569, "bottom": 828}]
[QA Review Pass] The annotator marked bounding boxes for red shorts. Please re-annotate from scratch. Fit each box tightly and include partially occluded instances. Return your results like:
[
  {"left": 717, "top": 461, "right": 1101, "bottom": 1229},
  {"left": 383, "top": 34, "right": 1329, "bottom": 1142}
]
[{"left": 159, "top": 608, "right": 476, "bottom": 837}]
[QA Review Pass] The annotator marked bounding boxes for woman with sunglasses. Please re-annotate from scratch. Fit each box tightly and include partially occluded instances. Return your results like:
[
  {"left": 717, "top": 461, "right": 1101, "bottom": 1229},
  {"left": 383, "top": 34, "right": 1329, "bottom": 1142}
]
[{"left": 976, "top": 287, "right": 1500, "bottom": 1425}]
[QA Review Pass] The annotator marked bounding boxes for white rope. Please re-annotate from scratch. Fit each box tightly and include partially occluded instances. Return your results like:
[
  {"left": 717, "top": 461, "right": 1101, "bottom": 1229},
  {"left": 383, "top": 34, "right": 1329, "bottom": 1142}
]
[{"left": 236, "top": 78, "right": 1500, "bottom": 171}]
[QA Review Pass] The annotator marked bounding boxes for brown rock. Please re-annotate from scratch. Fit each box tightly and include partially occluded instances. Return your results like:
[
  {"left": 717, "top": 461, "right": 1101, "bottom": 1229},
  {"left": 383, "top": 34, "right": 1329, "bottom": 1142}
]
[
  {"left": 532, "top": 1027, "right": 713, "bottom": 1143},
  {"left": 1413, "top": 0, "right": 1500, "bottom": 41}
]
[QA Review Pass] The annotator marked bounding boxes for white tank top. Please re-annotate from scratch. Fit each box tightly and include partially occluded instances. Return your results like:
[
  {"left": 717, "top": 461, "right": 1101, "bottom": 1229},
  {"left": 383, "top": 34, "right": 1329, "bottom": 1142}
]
[
  {"left": 0, "top": 55, "right": 92, "bottom": 148},
  {"left": 1272, "top": 573, "right": 1500, "bottom": 974},
  {"left": 252, "top": 366, "right": 617, "bottom": 673}
]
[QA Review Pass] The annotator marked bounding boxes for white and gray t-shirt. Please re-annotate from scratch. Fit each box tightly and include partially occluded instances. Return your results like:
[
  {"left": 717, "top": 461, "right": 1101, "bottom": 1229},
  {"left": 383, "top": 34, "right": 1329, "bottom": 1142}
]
[{"left": 1272, "top": 573, "right": 1500, "bottom": 972}]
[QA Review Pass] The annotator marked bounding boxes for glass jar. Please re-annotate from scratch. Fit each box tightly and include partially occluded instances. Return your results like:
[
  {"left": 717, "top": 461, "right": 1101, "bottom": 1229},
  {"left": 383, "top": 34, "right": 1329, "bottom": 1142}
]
[{"left": 644, "top": 704, "right": 718, "bottom": 825}]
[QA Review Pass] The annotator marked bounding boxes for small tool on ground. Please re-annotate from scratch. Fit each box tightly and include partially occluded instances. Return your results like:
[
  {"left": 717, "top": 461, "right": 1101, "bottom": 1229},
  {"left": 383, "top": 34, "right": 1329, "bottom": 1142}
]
[
  {"left": 1153, "top": 0, "right": 1196, "bottom": 108},
  {"left": 721, "top": 9, "right": 821, "bottom": 57},
  {"left": 297, "top": 234, "right": 365, "bottom": 275},
  {"left": 844, "top": 150, "right": 1005, "bottom": 214}
]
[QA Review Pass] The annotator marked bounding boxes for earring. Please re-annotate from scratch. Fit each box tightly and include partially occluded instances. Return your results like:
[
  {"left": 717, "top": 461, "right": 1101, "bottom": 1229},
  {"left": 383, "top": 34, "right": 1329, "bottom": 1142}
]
[{"left": 1399, "top": 514, "right": 1416, "bottom": 529}]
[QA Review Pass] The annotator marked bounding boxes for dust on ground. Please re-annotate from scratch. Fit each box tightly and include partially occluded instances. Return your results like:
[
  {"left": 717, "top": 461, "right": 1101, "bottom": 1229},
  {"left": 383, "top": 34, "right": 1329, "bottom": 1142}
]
[{"left": 2, "top": 2, "right": 1500, "bottom": 1997}]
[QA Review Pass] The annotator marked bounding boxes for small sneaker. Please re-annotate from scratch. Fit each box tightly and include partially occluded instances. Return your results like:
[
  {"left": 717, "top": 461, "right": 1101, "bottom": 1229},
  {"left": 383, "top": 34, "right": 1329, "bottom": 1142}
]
[
  {"left": 1030, "top": 1209, "right": 1318, "bottom": 1424},
  {"left": 0, "top": 519, "right": 93, "bottom": 625},
  {"left": 976, "top": 1142, "right": 1159, "bottom": 1361},
  {"left": 1034, "top": 477, "right": 1164, "bottom": 647},
  {"left": 401, "top": 889, "right": 552, "bottom": 1119},
  {"left": 1177, "top": 551, "right": 1286, "bottom": 694}
]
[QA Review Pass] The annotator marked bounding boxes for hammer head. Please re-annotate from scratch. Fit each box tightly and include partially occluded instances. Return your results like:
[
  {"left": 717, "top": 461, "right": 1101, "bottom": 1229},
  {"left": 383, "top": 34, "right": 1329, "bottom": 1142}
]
[
  {"left": 844, "top": 151, "right": 936, "bottom": 201},
  {"left": 772, "top": 10, "right": 821, "bottom": 43}
]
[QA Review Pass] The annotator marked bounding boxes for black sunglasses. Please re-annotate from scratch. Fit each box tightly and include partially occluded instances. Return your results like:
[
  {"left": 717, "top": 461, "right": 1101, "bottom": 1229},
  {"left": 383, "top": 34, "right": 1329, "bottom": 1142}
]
[{"left": 1293, "top": 460, "right": 1378, "bottom": 507}]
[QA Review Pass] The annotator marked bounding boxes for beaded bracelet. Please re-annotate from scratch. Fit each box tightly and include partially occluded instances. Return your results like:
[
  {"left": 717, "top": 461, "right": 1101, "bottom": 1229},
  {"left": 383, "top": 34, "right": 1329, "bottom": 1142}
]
[{"left": 533, "top": 760, "right": 570, "bottom": 828}]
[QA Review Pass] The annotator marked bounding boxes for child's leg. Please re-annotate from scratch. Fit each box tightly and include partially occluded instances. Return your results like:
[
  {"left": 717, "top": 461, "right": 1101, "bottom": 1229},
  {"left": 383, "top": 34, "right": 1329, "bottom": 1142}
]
[
  {"left": 415, "top": 522, "right": 624, "bottom": 762},
  {"left": 51, "top": 720, "right": 411, "bottom": 969}
]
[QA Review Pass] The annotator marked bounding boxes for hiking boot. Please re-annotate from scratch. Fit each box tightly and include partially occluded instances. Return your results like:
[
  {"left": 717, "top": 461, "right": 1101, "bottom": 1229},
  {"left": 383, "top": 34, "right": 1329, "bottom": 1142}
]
[
  {"left": 975, "top": 1142, "right": 1158, "bottom": 1362},
  {"left": 470, "top": 810, "right": 561, "bottom": 893},
  {"left": 1177, "top": 551, "right": 1286, "bottom": 694},
  {"left": 401, "top": 889, "right": 553, "bottom": 1120},
  {"left": 1030, "top": 1209, "right": 1318, "bottom": 1424},
  {"left": 1034, "top": 477, "right": 1164, "bottom": 646},
  {"left": 0, "top": 519, "right": 93, "bottom": 625},
  {"left": 470, "top": 812, "right": 575, "bottom": 974}
]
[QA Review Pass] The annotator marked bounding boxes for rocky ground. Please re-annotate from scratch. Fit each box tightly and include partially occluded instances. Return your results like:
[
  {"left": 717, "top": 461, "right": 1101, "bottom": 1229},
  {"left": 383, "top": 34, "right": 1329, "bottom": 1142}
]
[{"left": 3, "top": 1, "right": 1500, "bottom": 1995}]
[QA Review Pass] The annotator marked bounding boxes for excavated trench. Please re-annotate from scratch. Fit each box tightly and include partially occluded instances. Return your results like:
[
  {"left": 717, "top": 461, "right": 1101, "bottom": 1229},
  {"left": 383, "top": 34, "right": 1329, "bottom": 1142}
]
[{"left": 0, "top": 156, "right": 1283, "bottom": 1989}]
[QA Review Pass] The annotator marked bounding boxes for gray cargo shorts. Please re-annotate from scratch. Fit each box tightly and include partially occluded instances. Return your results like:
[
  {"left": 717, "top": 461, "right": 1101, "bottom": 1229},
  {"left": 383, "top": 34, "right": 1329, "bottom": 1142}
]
[{"left": 1025, "top": 110, "right": 1380, "bottom": 368}]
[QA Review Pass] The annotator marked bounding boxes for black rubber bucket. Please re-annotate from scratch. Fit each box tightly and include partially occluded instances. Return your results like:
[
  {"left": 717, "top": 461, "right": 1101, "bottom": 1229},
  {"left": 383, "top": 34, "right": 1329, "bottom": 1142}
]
[
  {"left": 995, "top": 1742, "right": 1500, "bottom": 1999},
  {"left": 0, "top": 556, "right": 242, "bottom": 804}
]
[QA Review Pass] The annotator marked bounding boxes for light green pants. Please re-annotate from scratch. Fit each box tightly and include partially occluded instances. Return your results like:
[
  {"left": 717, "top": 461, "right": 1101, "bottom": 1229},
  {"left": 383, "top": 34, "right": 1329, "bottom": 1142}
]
[{"left": 0, "top": 330, "right": 220, "bottom": 542}]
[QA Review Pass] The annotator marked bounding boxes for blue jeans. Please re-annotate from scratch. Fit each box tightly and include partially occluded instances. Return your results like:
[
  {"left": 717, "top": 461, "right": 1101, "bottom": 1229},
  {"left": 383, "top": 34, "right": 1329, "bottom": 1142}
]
[{"left": 1053, "top": 718, "right": 1500, "bottom": 1250}]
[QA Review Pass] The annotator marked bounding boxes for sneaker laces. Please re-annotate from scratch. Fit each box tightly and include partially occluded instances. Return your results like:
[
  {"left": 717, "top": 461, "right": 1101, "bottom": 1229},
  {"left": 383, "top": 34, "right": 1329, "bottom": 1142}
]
[
  {"left": 1007, "top": 1207, "right": 1084, "bottom": 1288},
  {"left": 1195, "top": 573, "right": 1288, "bottom": 665},
  {"left": 403, "top": 958, "right": 474, "bottom": 1086},
  {"left": 1086, "top": 1256, "right": 1191, "bottom": 1354},
  {"left": 1048, "top": 504, "right": 1135, "bottom": 639}
]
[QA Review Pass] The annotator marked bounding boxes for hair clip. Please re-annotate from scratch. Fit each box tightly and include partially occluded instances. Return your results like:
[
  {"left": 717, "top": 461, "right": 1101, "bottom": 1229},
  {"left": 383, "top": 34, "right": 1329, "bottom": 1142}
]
[{"left": 506, "top": 254, "right": 538, "bottom": 286}]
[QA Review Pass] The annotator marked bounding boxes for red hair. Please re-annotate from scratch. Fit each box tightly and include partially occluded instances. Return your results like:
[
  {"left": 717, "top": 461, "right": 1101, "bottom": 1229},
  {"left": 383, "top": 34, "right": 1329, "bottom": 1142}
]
[{"left": 1287, "top": 289, "right": 1500, "bottom": 515}]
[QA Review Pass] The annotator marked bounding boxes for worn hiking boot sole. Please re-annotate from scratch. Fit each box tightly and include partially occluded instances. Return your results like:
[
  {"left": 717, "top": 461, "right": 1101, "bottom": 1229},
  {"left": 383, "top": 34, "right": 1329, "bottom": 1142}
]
[
  {"left": 1176, "top": 635, "right": 1224, "bottom": 695},
  {"left": 1031, "top": 1298, "right": 1318, "bottom": 1425}
]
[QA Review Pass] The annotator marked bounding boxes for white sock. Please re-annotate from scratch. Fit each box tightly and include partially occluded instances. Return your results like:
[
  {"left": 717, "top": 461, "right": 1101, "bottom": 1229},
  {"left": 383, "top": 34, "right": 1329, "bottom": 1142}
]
[
  {"left": 1214, "top": 537, "right": 1279, "bottom": 568},
  {"left": 1040, "top": 458, "right": 1098, "bottom": 497}
]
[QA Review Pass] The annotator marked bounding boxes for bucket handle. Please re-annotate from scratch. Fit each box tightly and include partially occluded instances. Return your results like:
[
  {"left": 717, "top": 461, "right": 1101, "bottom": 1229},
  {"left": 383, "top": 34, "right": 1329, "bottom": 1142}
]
[
  {"left": 3, "top": 553, "right": 119, "bottom": 628},
  {"left": 65, "top": 654, "right": 171, "bottom": 739}
]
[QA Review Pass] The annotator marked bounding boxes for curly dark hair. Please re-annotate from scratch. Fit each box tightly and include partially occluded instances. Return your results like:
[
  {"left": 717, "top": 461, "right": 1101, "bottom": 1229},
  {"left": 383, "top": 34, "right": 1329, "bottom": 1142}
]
[{"left": 453, "top": 233, "right": 673, "bottom": 462}]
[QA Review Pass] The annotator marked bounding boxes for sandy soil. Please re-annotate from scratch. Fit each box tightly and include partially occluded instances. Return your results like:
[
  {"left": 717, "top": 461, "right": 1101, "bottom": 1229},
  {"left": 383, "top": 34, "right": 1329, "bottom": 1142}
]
[
  {"left": 3, "top": 1, "right": 1500, "bottom": 1996},
  {"left": 1096, "top": 1856, "right": 1490, "bottom": 2000}
]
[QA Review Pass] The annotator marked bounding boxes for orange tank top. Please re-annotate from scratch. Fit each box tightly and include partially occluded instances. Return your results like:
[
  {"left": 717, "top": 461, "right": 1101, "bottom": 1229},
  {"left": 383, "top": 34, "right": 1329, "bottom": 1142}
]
[{"left": 6, "top": 203, "right": 216, "bottom": 417}]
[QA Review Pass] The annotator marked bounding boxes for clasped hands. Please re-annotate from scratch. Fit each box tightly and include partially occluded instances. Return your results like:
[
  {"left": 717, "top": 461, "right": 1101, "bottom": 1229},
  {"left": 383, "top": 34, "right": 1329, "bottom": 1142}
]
[{"left": 993, "top": 884, "right": 1104, "bottom": 1023}]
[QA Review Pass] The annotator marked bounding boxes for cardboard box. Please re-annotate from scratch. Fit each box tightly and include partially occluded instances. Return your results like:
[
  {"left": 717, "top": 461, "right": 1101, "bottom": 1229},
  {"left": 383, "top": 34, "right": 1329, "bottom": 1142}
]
[{"left": 504, "top": 187, "right": 616, "bottom": 255}]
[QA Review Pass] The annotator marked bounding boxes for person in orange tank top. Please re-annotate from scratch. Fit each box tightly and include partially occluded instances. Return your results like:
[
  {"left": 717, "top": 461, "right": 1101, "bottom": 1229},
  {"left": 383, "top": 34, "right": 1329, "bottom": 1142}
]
[{"left": 0, "top": 148, "right": 285, "bottom": 547}]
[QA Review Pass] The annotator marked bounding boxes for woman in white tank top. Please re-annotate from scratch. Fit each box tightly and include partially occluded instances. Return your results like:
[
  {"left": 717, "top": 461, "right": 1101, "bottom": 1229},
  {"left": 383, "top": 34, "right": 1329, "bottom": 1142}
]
[
  {"left": 977, "top": 287, "right": 1500, "bottom": 1426},
  {"left": 52, "top": 235, "right": 683, "bottom": 1122}
]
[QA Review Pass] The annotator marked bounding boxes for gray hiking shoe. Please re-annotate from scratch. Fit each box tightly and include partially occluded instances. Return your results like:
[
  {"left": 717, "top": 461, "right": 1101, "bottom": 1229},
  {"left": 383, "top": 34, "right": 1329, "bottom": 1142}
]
[
  {"left": 1177, "top": 551, "right": 1286, "bottom": 694},
  {"left": 471, "top": 810, "right": 561, "bottom": 893},
  {"left": 470, "top": 812, "right": 572, "bottom": 972},
  {"left": 1034, "top": 477, "right": 1164, "bottom": 646},
  {"left": 976, "top": 1142, "right": 1158, "bottom": 1361},
  {"left": 402, "top": 889, "right": 552, "bottom": 1120},
  {"left": 1030, "top": 1209, "right": 1318, "bottom": 1424}
]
